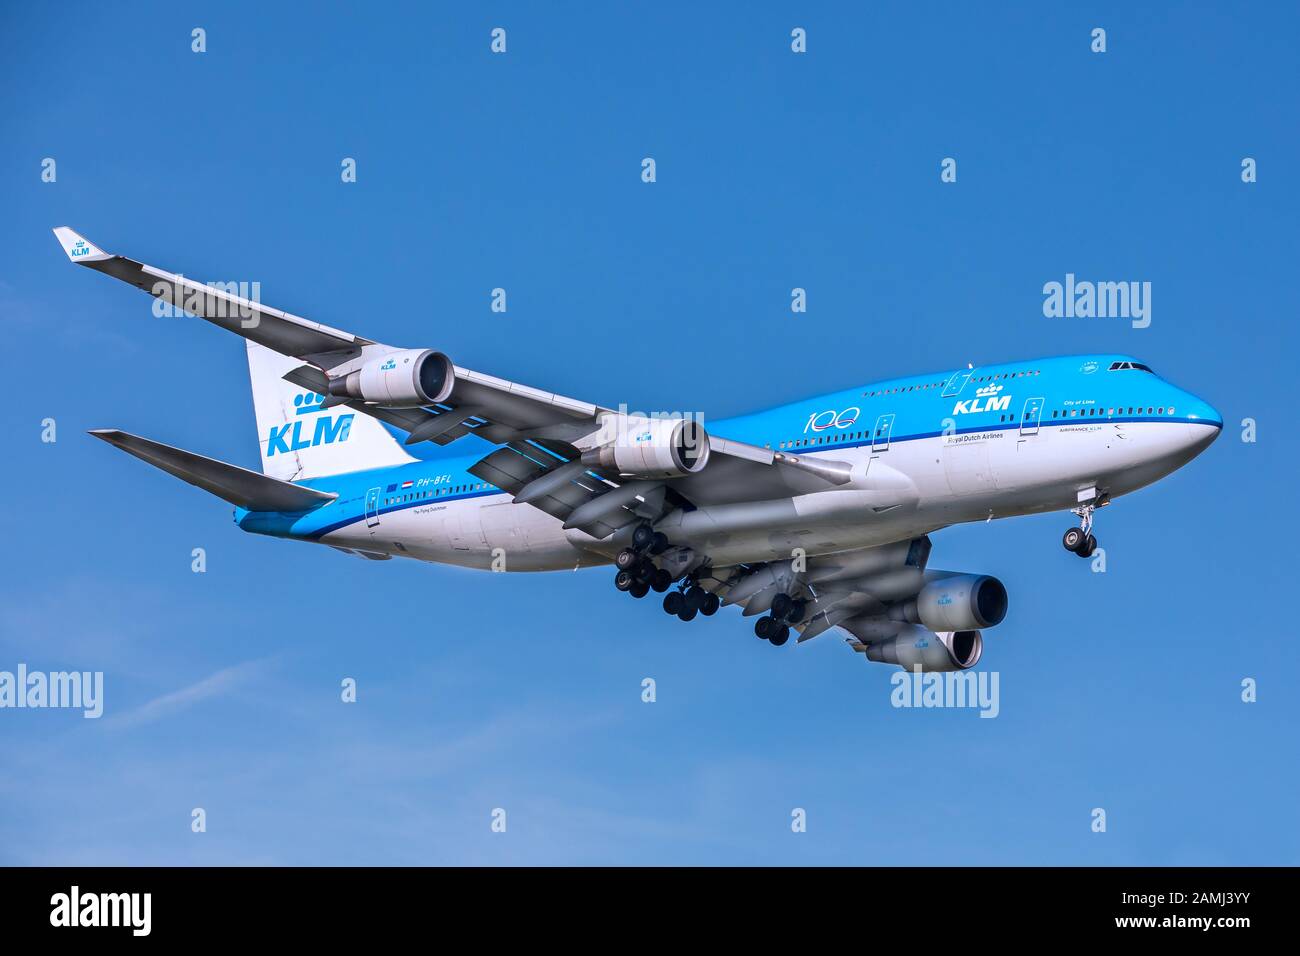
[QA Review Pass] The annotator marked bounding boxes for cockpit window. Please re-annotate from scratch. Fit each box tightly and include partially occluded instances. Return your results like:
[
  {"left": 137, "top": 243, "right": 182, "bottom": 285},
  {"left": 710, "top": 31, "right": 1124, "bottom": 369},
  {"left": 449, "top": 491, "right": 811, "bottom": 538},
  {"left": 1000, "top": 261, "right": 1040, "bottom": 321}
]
[{"left": 1107, "top": 361, "right": 1154, "bottom": 373}]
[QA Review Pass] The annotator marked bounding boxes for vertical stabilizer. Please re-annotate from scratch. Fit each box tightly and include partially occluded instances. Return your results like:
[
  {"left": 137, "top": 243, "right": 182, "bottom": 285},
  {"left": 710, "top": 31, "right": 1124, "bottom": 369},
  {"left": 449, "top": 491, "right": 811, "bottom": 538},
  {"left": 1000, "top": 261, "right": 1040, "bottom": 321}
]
[{"left": 245, "top": 342, "right": 417, "bottom": 480}]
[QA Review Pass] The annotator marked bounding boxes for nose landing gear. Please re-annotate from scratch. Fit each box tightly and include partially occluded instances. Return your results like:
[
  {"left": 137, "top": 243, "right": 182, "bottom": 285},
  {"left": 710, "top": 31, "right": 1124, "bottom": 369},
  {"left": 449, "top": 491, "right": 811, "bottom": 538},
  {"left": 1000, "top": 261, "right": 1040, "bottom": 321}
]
[{"left": 1062, "top": 497, "right": 1107, "bottom": 558}]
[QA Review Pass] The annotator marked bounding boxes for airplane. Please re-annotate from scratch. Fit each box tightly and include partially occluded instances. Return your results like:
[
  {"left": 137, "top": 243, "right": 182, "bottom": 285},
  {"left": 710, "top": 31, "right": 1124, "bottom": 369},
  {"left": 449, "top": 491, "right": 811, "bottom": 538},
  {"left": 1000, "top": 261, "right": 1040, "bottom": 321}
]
[{"left": 54, "top": 227, "right": 1222, "bottom": 671}]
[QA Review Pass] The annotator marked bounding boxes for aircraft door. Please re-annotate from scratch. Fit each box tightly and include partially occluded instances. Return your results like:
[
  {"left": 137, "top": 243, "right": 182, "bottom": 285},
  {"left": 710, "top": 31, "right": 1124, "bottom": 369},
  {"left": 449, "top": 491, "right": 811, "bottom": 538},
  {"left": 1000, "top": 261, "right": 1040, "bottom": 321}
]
[
  {"left": 365, "top": 487, "right": 381, "bottom": 528},
  {"left": 871, "top": 413, "right": 895, "bottom": 452},
  {"left": 1019, "top": 397, "right": 1044, "bottom": 437},
  {"left": 942, "top": 369, "right": 974, "bottom": 397}
]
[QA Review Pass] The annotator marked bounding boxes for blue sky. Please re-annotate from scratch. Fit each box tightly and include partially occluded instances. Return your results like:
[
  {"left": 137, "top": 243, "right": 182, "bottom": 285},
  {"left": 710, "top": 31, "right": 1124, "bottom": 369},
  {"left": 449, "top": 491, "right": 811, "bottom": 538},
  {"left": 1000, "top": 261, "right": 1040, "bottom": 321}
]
[{"left": 1, "top": 2, "right": 1296, "bottom": 864}]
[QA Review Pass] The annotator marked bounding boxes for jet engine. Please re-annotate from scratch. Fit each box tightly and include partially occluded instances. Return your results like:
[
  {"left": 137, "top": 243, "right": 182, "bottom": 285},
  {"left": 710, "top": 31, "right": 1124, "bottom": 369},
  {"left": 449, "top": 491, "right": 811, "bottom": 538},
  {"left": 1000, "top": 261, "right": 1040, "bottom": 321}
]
[
  {"left": 888, "top": 573, "right": 1007, "bottom": 633},
  {"left": 865, "top": 625, "right": 983, "bottom": 671},
  {"left": 327, "top": 349, "right": 455, "bottom": 407},
  {"left": 582, "top": 415, "right": 710, "bottom": 479}
]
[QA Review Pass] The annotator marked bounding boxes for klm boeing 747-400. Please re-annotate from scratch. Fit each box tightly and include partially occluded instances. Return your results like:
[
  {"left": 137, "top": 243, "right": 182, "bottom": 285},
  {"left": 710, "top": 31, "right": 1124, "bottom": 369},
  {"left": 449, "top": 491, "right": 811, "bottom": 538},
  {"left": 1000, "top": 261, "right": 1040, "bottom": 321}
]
[{"left": 56, "top": 227, "right": 1222, "bottom": 671}]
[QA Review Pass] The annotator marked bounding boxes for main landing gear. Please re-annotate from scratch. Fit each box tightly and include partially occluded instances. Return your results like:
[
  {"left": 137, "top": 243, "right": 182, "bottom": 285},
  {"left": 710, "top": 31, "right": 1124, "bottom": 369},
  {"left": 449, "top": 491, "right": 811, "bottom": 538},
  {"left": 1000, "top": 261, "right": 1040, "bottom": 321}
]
[
  {"left": 1062, "top": 500, "right": 1102, "bottom": 558},
  {"left": 612, "top": 524, "right": 673, "bottom": 599},
  {"left": 754, "top": 593, "right": 807, "bottom": 647},
  {"left": 662, "top": 580, "right": 720, "bottom": 622}
]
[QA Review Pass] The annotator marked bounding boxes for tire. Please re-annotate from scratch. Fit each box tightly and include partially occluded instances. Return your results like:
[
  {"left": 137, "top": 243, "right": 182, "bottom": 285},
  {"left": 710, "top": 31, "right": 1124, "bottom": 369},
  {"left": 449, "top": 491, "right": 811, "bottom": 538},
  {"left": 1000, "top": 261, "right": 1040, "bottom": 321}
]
[
  {"left": 771, "top": 625, "right": 790, "bottom": 647},
  {"left": 771, "top": 593, "right": 792, "bottom": 620},
  {"left": 663, "top": 591, "right": 685, "bottom": 615},
  {"left": 755, "top": 617, "right": 774, "bottom": 640},
  {"left": 630, "top": 581, "right": 649, "bottom": 599},
  {"left": 651, "top": 568, "right": 672, "bottom": 593},
  {"left": 685, "top": 586, "right": 706, "bottom": 611},
  {"left": 677, "top": 607, "right": 697, "bottom": 622},
  {"left": 701, "top": 592, "right": 720, "bottom": 616},
  {"left": 787, "top": 599, "right": 807, "bottom": 624},
  {"left": 614, "top": 570, "right": 635, "bottom": 592},
  {"left": 1079, "top": 534, "right": 1098, "bottom": 558},
  {"left": 632, "top": 525, "right": 655, "bottom": 551},
  {"left": 1062, "top": 527, "right": 1085, "bottom": 553},
  {"left": 615, "top": 549, "right": 639, "bottom": 571},
  {"left": 650, "top": 532, "right": 670, "bottom": 555}
]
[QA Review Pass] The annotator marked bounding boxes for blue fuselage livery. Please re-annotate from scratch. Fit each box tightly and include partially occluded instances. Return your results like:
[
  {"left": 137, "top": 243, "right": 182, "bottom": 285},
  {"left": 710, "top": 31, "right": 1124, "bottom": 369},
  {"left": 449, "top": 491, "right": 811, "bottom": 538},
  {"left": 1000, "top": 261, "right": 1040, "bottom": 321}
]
[{"left": 232, "top": 353, "right": 1219, "bottom": 582}]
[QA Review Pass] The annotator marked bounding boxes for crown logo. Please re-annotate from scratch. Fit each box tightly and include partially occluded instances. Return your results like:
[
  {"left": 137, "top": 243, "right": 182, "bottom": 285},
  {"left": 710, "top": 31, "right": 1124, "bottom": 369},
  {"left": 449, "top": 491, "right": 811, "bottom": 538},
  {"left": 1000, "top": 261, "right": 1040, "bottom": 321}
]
[{"left": 293, "top": 392, "right": 326, "bottom": 415}]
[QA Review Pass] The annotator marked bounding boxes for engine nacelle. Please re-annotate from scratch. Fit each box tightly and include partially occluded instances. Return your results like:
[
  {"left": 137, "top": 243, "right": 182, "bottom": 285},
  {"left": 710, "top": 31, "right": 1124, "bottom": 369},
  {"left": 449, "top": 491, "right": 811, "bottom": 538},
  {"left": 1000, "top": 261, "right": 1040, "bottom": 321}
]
[
  {"left": 889, "top": 573, "right": 1007, "bottom": 633},
  {"left": 327, "top": 349, "right": 454, "bottom": 407},
  {"left": 866, "top": 625, "right": 983, "bottom": 671},
  {"left": 582, "top": 415, "right": 710, "bottom": 479}
]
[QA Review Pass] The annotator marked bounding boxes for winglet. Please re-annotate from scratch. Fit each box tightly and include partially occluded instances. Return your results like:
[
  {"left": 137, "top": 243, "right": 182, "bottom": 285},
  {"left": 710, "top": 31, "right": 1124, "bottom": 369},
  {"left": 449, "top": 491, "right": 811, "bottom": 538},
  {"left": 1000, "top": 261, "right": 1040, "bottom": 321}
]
[{"left": 52, "top": 226, "right": 112, "bottom": 263}]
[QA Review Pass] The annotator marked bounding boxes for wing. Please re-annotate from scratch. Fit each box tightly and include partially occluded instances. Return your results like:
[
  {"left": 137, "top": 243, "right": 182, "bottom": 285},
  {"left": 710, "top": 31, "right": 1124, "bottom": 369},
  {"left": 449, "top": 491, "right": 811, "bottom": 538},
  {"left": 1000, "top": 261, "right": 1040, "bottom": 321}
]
[{"left": 55, "top": 228, "right": 856, "bottom": 539}]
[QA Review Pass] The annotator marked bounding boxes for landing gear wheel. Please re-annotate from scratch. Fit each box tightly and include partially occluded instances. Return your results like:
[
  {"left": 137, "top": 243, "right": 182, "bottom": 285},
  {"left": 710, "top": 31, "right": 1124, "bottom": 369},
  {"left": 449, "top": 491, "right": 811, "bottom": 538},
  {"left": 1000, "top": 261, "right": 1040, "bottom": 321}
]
[
  {"left": 615, "top": 548, "right": 640, "bottom": 571},
  {"left": 1066, "top": 496, "right": 1106, "bottom": 557},
  {"left": 685, "top": 586, "right": 707, "bottom": 611},
  {"left": 677, "top": 607, "right": 698, "bottom": 622},
  {"left": 755, "top": 617, "right": 775, "bottom": 640},
  {"left": 787, "top": 599, "right": 807, "bottom": 625},
  {"left": 649, "top": 532, "right": 670, "bottom": 555},
  {"left": 770, "top": 625, "right": 790, "bottom": 647},
  {"left": 631, "top": 525, "right": 655, "bottom": 552},
  {"left": 614, "top": 570, "right": 635, "bottom": 592},
  {"left": 771, "top": 593, "right": 793, "bottom": 620},
  {"left": 650, "top": 568, "right": 672, "bottom": 592},
  {"left": 630, "top": 581, "right": 649, "bottom": 599},
  {"left": 663, "top": 591, "right": 685, "bottom": 616},
  {"left": 701, "top": 592, "right": 720, "bottom": 616}
]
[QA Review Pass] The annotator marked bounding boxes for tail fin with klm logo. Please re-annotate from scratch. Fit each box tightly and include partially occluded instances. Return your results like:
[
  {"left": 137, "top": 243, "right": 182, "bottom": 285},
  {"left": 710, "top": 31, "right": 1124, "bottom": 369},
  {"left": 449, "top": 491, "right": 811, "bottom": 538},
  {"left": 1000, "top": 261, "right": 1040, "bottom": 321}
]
[{"left": 246, "top": 341, "right": 417, "bottom": 481}]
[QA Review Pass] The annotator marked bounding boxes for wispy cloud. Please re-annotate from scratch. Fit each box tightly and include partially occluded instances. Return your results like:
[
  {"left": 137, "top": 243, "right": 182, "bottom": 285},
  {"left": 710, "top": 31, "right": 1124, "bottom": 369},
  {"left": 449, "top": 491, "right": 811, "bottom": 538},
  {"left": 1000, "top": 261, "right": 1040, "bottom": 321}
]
[{"left": 109, "top": 658, "right": 274, "bottom": 730}]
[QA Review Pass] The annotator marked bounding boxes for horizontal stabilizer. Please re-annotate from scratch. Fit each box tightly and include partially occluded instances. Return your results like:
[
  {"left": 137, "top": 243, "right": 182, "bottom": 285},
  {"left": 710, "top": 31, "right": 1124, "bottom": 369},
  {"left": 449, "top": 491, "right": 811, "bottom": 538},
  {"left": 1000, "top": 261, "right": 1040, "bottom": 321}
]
[{"left": 89, "top": 429, "right": 337, "bottom": 513}]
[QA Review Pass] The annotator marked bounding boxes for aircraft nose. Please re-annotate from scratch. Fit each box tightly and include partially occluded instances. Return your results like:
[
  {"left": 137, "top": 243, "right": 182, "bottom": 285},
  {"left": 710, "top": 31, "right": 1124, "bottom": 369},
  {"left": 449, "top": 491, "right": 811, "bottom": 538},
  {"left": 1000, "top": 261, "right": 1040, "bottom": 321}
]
[
  {"left": 1177, "top": 392, "right": 1222, "bottom": 456},
  {"left": 1182, "top": 395, "right": 1222, "bottom": 429}
]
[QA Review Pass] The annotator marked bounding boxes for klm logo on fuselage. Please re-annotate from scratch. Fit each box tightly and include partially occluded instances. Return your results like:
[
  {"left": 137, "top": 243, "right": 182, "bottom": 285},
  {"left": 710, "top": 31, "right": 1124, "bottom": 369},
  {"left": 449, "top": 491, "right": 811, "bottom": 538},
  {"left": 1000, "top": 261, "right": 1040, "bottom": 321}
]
[
  {"left": 953, "top": 384, "right": 1011, "bottom": 416},
  {"left": 267, "top": 393, "right": 354, "bottom": 456}
]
